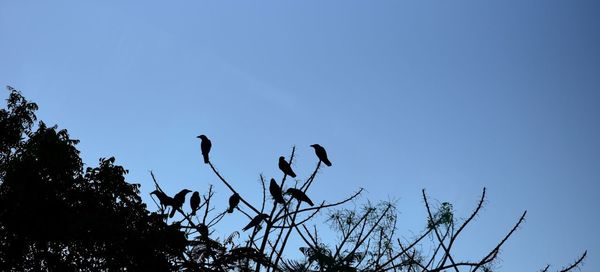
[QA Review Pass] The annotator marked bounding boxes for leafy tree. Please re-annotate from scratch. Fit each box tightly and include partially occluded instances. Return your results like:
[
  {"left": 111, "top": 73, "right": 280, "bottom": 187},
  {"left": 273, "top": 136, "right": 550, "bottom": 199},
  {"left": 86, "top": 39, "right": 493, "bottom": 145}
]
[{"left": 0, "top": 87, "right": 187, "bottom": 271}]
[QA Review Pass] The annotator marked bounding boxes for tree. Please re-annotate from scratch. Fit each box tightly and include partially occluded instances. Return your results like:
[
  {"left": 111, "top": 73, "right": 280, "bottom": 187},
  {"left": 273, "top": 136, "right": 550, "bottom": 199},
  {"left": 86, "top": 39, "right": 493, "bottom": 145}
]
[
  {"left": 0, "top": 87, "right": 187, "bottom": 271},
  {"left": 0, "top": 87, "right": 587, "bottom": 271}
]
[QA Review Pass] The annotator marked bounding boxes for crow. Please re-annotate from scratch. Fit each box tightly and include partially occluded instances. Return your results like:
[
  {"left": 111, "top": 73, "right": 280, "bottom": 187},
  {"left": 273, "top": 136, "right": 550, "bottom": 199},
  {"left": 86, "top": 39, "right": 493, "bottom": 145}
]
[
  {"left": 286, "top": 188, "right": 314, "bottom": 206},
  {"left": 190, "top": 191, "right": 201, "bottom": 215},
  {"left": 278, "top": 156, "right": 296, "bottom": 178},
  {"left": 227, "top": 193, "right": 240, "bottom": 213},
  {"left": 311, "top": 144, "right": 332, "bottom": 167},
  {"left": 269, "top": 178, "right": 285, "bottom": 204},
  {"left": 196, "top": 223, "right": 209, "bottom": 240},
  {"left": 197, "top": 135, "right": 212, "bottom": 164},
  {"left": 170, "top": 189, "right": 192, "bottom": 218},
  {"left": 242, "top": 214, "right": 270, "bottom": 231},
  {"left": 151, "top": 190, "right": 174, "bottom": 209}
]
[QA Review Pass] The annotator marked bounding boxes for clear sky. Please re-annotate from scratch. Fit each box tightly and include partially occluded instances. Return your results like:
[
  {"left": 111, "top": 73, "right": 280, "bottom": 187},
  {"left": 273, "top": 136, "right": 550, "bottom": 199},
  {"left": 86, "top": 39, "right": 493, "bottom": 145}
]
[{"left": 1, "top": 0, "right": 599, "bottom": 270}]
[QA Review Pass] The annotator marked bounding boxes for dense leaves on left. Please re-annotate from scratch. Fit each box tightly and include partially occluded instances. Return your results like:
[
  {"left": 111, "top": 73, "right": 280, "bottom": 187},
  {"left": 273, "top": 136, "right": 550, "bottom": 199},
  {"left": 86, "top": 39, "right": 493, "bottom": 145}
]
[{"left": 0, "top": 87, "right": 186, "bottom": 271}]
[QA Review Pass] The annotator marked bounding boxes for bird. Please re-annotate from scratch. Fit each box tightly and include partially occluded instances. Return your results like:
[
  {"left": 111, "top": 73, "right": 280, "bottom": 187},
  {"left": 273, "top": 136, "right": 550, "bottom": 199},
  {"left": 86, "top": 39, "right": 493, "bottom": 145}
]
[
  {"left": 286, "top": 188, "right": 314, "bottom": 206},
  {"left": 190, "top": 191, "right": 201, "bottom": 216},
  {"left": 310, "top": 144, "right": 332, "bottom": 167},
  {"left": 151, "top": 190, "right": 174, "bottom": 209},
  {"left": 269, "top": 178, "right": 285, "bottom": 204},
  {"left": 278, "top": 156, "right": 296, "bottom": 178},
  {"left": 196, "top": 223, "right": 209, "bottom": 240},
  {"left": 170, "top": 189, "right": 192, "bottom": 218},
  {"left": 242, "top": 214, "right": 270, "bottom": 231},
  {"left": 197, "top": 134, "right": 212, "bottom": 164},
  {"left": 227, "top": 193, "right": 240, "bottom": 213}
]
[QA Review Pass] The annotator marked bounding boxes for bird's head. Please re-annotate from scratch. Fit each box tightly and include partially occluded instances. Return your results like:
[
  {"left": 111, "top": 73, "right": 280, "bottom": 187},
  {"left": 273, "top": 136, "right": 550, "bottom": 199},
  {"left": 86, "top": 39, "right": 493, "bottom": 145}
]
[
  {"left": 179, "top": 189, "right": 192, "bottom": 195},
  {"left": 197, "top": 135, "right": 207, "bottom": 140},
  {"left": 150, "top": 190, "right": 161, "bottom": 195},
  {"left": 310, "top": 144, "right": 319, "bottom": 148},
  {"left": 279, "top": 156, "right": 285, "bottom": 161}
]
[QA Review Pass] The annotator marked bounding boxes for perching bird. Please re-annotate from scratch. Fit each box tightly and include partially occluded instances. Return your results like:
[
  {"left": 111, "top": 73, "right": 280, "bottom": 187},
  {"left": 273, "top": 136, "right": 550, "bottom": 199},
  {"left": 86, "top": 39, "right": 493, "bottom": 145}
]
[
  {"left": 190, "top": 191, "right": 201, "bottom": 216},
  {"left": 269, "top": 178, "right": 285, "bottom": 204},
  {"left": 242, "top": 214, "right": 270, "bottom": 231},
  {"left": 196, "top": 223, "right": 209, "bottom": 240},
  {"left": 311, "top": 144, "right": 332, "bottom": 167},
  {"left": 151, "top": 190, "right": 174, "bottom": 210},
  {"left": 286, "top": 188, "right": 314, "bottom": 206},
  {"left": 227, "top": 193, "right": 240, "bottom": 213},
  {"left": 278, "top": 156, "right": 296, "bottom": 178},
  {"left": 170, "top": 189, "right": 192, "bottom": 218},
  {"left": 197, "top": 134, "right": 212, "bottom": 164}
]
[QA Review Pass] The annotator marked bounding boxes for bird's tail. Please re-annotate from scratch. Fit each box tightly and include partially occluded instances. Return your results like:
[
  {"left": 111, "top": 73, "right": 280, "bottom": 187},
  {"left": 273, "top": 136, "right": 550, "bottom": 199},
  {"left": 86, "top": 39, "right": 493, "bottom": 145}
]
[
  {"left": 203, "top": 153, "right": 209, "bottom": 164},
  {"left": 169, "top": 207, "right": 176, "bottom": 218},
  {"left": 227, "top": 207, "right": 234, "bottom": 213},
  {"left": 289, "top": 171, "right": 297, "bottom": 178},
  {"left": 323, "top": 159, "right": 332, "bottom": 167}
]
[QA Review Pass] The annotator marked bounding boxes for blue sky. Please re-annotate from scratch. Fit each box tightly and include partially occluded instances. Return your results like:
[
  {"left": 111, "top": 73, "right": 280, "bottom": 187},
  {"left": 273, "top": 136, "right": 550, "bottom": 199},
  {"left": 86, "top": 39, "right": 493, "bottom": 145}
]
[{"left": 1, "top": 0, "right": 599, "bottom": 270}]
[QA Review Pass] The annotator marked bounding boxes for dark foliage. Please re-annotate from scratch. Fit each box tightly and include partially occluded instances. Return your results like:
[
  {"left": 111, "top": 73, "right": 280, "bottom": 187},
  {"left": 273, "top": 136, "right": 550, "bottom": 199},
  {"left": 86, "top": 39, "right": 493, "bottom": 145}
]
[{"left": 0, "top": 87, "right": 186, "bottom": 271}]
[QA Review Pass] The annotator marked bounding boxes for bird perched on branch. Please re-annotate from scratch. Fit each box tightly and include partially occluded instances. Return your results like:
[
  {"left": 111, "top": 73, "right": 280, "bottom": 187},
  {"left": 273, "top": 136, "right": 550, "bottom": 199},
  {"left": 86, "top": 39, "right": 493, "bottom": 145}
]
[
  {"left": 150, "top": 190, "right": 174, "bottom": 210},
  {"left": 311, "top": 144, "right": 332, "bottom": 167},
  {"left": 170, "top": 189, "right": 192, "bottom": 218},
  {"left": 196, "top": 223, "right": 209, "bottom": 240},
  {"left": 269, "top": 178, "right": 285, "bottom": 204},
  {"left": 197, "top": 134, "right": 212, "bottom": 164},
  {"left": 190, "top": 191, "right": 200, "bottom": 215},
  {"left": 278, "top": 156, "right": 296, "bottom": 178},
  {"left": 242, "top": 214, "right": 270, "bottom": 231},
  {"left": 286, "top": 188, "right": 314, "bottom": 206},
  {"left": 227, "top": 193, "right": 240, "bottom": 213}
]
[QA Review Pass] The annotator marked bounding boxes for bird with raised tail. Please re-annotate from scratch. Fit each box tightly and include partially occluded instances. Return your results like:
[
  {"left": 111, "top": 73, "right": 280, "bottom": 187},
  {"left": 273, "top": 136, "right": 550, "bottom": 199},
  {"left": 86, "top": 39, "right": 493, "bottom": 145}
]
[
  {"left": 197, "top": 135, "right": 212, "bottom": 164},
  {"left": 311, "top": 144, "right": 332, "bottom": 167},
  {"left": 243, "top": 214, "right": 270, "bottom": 231},
  {"left": 286, "top": 188, "right": 314, "bottom": 206},
  {"left": 278, "top": 156, "right": 296, "bottom": 178}
]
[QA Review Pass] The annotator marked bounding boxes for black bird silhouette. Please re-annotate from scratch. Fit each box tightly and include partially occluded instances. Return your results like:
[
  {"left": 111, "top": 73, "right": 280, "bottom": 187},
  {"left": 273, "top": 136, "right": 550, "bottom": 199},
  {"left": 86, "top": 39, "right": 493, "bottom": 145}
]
[
  {"left": 197, "top": 134, "right": 212, "bottom": 164},
  {"left": 170, "top": 189, "right": 192, "bottom": 218},
  {"left": 190, "top": 191, "right": 201, "bottom": 215},
  {"left": 227, "top": 193, "right": 240, "bottom": 213},
  {"left": 196, "top": 223, "right": 209, "bottom": 240},
  {"left": 269, "top": 178, "right": 285, "bottom": 204},
  {"left": 278, "top": 156, "right": 296, "bottom": 178},
  {"left": 242, "top": 214, "right": 270, "bottom": 231},
  {"left": 311, "top": 144, "right": 332, "bottom": 167},
  {"left": 286, "top": 188, "right": 314, "bottom": 206},
  {"left": 151, "top": 190, "right": 174, "bottom": 209}
]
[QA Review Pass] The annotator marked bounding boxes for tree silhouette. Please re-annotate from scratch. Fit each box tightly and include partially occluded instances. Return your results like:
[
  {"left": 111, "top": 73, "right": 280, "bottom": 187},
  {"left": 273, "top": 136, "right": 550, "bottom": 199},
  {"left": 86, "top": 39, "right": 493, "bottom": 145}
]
[
  {"left": 0, "top": 87, "right": 587, "bottom": 271},
  {"left": 0, "top": 87, "right": 186, "bottom": 271}
]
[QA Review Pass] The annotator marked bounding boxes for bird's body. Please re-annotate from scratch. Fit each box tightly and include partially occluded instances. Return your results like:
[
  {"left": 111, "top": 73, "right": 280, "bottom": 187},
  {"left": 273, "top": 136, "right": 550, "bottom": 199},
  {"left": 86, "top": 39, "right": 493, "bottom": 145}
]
[
  {"left": 196, "top": 223, "right": 209, "bottom": 240},
  {"left": 227, "top": 193, "right": 240, "bottom": 213},
  {"left": 190, "top": 191, "right": 200, "bottom": 215},
  {"left": 242, "top": 214, "right": 270, "bottom": 231},
  {"left": 286, "top": 188, "right": 314, "bottom": 206},
  {"left": 170, "top": 189, "right": 192, "bottom": 218},
  {"left": 197, "top": 135, "right": 212, "bottom": 164},
  {"left": 269, "top": 178, "right": 285, "bottom": 204},
  {"left": 311, "top": 144, "right": 332, "bottom": 167},
  {"left": 151, "top": 190, "right": 174, "bottom": 208},
  {"left": 278, "top": 156, "right": 296, "bottom": 178}
]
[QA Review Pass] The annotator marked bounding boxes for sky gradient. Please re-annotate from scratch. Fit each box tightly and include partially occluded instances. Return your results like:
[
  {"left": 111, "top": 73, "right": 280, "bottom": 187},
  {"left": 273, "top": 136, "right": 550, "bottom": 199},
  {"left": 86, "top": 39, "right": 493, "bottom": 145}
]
[{"left": 1, "top": 1, "right": 599, "bottom": 270}]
